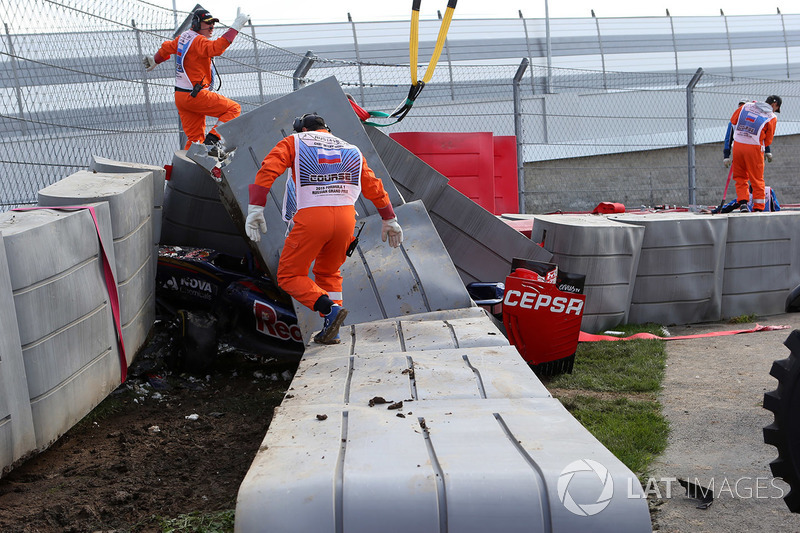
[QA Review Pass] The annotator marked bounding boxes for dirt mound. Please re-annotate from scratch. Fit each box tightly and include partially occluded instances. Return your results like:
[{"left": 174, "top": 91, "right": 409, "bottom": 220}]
[{"left": 0, "top": 322, "right": 296, "bottom": 532}]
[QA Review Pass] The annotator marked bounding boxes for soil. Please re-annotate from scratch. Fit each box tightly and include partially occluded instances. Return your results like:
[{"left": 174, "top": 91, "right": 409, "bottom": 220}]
[{"left": 0, "top": 321, "right": 297, "bottom": 533}]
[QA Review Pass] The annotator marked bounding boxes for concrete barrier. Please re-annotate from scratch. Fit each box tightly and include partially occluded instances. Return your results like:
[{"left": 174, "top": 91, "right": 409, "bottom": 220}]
[{"left": 0, "top": 204, "right": 123, "bottom": 450}]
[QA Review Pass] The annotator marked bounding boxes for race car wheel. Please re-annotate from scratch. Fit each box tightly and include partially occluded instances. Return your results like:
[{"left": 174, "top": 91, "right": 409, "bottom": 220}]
[
  {"left": 763, "top": 329, "right": 800, "bottom": 513},
  {"left": 168, "top": 310, "right": 219, "bottom": 374}
]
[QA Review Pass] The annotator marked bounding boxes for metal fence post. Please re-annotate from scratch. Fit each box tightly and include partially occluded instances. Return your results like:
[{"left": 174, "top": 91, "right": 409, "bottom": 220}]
[
  {"left": 514, "top": 58, "right": 529, "bottom": 214},
  {"left": 293, "top": 51, "right": 316, "bottom": 91},
  {"left": 519, "top": 11, "right": 537, "bottom": 95},
  {"left": 721, "top": 10, "right": 734, "bottom": 81},
  {"left": 779, "top": 8, "right": 790, "bottom": 79},
  {"left": 132, "top": 20, "right": 154, "bottom": 127},
  {"left": 591, "top": 11, "right": 607, "bottom": 90},
  {"left": 249, "top": 21, "right": 265, "bottom": 104},
  {"left": 668, "top": 10, "right": 680, "bottom": 85},
  {"left": 437, "top": 10, "right": 455, "bottom": 100},
  {"left": 347, "top": 13, "right": 365, "bottom": 105},
  {"left": 686, "top": 67, "right": 704, "bottom": 209},
  {"left": 544, "top": 0, "right": 552, "bottom": 94},
  {"left": 4, "top": 23, "right": 27, "bottom": 134}
]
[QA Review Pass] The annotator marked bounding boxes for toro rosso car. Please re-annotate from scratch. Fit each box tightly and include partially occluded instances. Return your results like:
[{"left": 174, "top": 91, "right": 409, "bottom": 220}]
[{"left": 155, "top": 246, "right": 304, "bottom": 371}]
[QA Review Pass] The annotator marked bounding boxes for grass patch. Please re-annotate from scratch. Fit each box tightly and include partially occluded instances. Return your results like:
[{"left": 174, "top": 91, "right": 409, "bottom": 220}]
[
  {"left": 729, "top": 313, "right": 757, "bottom": 324},
  {"left": 157, "top": 509, "right": 235, "bottom": 533},
  {"left": 559, "top": 395, "right": 669, "bottom": 477},
  {"left": 544, "top": 338, "right": 666, "bottom": 393},
  {"left": 541, "top": 332, "right": 670, "bottom": 479}
]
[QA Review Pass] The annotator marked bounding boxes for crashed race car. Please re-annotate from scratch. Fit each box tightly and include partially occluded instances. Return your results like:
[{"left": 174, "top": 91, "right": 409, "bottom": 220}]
[
  {"left": 155, "top": 245, "right": 304, "bottom": 372},
  {"left": 156, "top": 245, "right": 587, "bottom": 378}
]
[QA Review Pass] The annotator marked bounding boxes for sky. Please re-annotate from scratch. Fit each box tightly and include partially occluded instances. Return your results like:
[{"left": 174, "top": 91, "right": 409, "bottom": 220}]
[{"left": 157, "top": 1, "right": 798, "bottom": 26}]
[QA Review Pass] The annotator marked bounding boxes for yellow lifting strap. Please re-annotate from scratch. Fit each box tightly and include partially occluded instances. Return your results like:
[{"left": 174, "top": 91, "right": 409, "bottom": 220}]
[
  {"left": 386, "top": 0, "right": 457, "bottom": 121},
  {"left": 410, "top": 0, "right": 457, "bottom": 85}
]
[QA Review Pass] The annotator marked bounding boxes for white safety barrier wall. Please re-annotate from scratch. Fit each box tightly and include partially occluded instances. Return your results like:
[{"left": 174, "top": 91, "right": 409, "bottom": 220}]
[
  {"left": 39, "top": 170, "right": 156, "bottom": 360},
  {"left": 236, "top": 308, "right": 652, "bottom": 533},
  {"left": 533, "top": 210, "right": 800, "bottom": 330},
  {"left": 0, "top": 164, "right": 159, "bottom": 476},
  {"left": 0, "top": 204, "right": 123, "bottom": 453}
]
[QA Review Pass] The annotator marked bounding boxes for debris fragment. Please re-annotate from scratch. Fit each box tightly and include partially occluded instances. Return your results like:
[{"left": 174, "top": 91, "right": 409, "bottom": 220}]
[
  {"left": 316, "top": 414, "right": 328, "bottom": 421},
  {"left": 677, "top": 478, "right": 714, "bottom": 509},
  {"left": 369, "top": 396, "right": 390, "bottom": 407},
  {"left": 388, "top": 401, "right": 403, "bottom": 410},
  {"left": 185, "top": 413, "right": 200, "bottom": 421}
]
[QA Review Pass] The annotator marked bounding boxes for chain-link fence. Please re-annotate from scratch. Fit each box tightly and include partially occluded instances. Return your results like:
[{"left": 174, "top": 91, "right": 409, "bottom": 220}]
[{"left": 2, "top": 0, "right": 799, "bottom": 212}]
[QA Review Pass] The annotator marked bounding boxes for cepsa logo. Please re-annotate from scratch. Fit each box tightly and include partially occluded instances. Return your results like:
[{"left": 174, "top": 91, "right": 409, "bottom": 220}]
[
  {"left": 254, "top": 300, "right": 303, "bottom": 343},
  {"left": 503, "top": 283, "right": 584, "bottom": 315}
]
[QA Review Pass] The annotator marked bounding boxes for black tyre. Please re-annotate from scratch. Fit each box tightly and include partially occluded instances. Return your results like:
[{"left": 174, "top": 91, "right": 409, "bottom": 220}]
[
  {"left": 763, "top": 329, "right": 800, "bottom": 512},
  {"left": 168, "top": 310, "right": 219, "bottom": 374},
  {"left": 786, "top": 284, "right": 800, "bottom": 313}
]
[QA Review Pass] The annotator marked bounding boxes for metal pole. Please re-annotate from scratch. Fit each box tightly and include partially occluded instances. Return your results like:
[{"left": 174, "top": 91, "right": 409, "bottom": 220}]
[
  {"left": 4, "top": 23, "right": 27, "bottom": 134},
  {"left": 721, "top": 10, "right": 734, "bottom": 81},
  {"left": 686, "top": 67, "right": 704, "bottom": 209},
  {"left": 668, "top": 9, "right": 680, "bottom": 85},
  {"left": 293, "top": 51, "right": 316, "bottom": 91},
  {"left": 514, "top": 58, "right": 529, "bottom": 214},
  {"left": 171, "top": 0, "right": 178, "bottom": 31},
  {"left": 438, "top": 10, "right": 455, "bottom": 100},
  {"left": 591, "top": 10, "right": 607, "bottom": 90},
  {"left": 347, "top": 13, "right": 366, "bottom": 105},
  {"left": 519, "top": 11, "right": 537, "bottom": 95},
  {"left": 778, "top": 8, "right": 790, "bottom": 79},
  {"left": 132, "top": 20, "right": 154, "bottom": 127},
  {"left": 249, "top": 21, "right": 265, "bottom": 104},
  {"left": 544, "top": 0, "right": 552, "bottom": 94}
]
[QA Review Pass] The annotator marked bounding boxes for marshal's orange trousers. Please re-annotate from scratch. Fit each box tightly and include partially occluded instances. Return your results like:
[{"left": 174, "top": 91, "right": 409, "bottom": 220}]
[
  {"left": 731, "top": 143, "right": 766, "bottom": 211},
  {"left": 277, "top": 205, "right": 356, "bottom": 311},
  {"left": 174, "top": 90, "right": 240, "bottom": 149}
]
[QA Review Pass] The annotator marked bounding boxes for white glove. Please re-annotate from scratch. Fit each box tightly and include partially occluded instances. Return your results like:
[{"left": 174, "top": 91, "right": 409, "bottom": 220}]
[
  {"left": 230, "top": 11, "right": 250, "bottom": 32},
  {"left": 245, "top": 204, "right": 267, "bottom": 242},
  {"left": 723, "top": 158, "right": 731, "bottom": 168},
  {"left": 381, "top": 218, "right": 403, "bottom": 248},
  {"left": 766, "top": 152, "right": 773, "bottom": 163},
  {"left": 142, "top": 56, "right": 157, "bottom": 71}
]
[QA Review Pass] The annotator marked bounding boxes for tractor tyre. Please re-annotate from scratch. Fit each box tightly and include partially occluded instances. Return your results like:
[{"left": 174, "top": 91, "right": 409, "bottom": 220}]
[{"left": 763, "top": 329, "right": 800, "bottom": 512}]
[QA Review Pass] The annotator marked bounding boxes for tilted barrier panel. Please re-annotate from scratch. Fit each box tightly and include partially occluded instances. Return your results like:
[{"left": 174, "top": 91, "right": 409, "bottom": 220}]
[
  {"left": 368, "top": 127, "right": 552, "bottom": 286},
  {"left": 161, "top": 150, "right": 250, "bottom": 258},
  {"left": 493, "top": 135, "right": 519, "bottom": 215}
]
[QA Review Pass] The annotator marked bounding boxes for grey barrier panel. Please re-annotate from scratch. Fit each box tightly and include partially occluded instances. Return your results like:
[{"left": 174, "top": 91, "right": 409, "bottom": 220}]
[
  {"left": 284, "top": 345, "right": 552, "bottom": 406},
  {"left": 302, "top": 307, "right": 508, "bottom": 359},
  {"left": 610, "top": 212, "right": 728, "bottom": 325},
  {"left": 88, "top": 154, "right": 166, "bottom": 206},
  {"left": 722, "top": 211, "right": 800, "bottom": 318},
  {"left": 38, "top": 171, "right": 156, "bottom": 359},
  {"left": 236, "top": 401, "right": 650, "bottom": 533},
  {"left": 160, "top": 150, "right": 250, "bottom": 258},
  {"left": 237, "top": 311, "right": 649, "bottom": 532},
  {"left": 0, "top": 233, "right": 35, "bottom": 477},
  {"left": 88, "top": 154, "right": 166, "bottom": 243},
  {"left": 290, "top": 201, "right": 475, "bottom": 343},
  {"left": 531, "top": 214, "right": 644, "bottom": 333},
  {"left": 212, "top": 75, "right": 404, "bottom": 220},
  {"left": 187, "top": 76, "right": 405, "bottom": 279},
  {"left": 0, "top": 206, "right": 122, "bottom": 449},
  {"left": 366, "top": 127, "right": 553, "bottom": 284}
]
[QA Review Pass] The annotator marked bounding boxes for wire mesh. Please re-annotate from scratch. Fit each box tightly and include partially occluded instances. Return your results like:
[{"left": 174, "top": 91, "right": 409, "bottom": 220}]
[{"left": 1, "top": 0, "right": 799, "bottom": 212}]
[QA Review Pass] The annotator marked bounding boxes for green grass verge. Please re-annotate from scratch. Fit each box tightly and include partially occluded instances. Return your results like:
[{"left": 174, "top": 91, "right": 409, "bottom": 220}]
[
  {"left": 541, "top": 329, "right": 669, "bottom": 479},
  {"left": 157, "top": 509, "right": 235, "bottom": 533},
  {"left": 545, "top": 338, "right": 666, "bottom": 393},
  {"left": 559, "top": 395, "right": 669, "bottom": 477}
]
